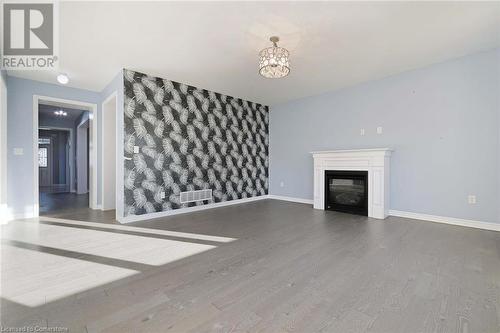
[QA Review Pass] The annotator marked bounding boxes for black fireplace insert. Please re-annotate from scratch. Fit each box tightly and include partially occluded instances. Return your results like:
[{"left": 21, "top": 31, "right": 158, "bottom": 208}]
[{"left": 325, "top": 170, "right": 368, "bottom": 216}]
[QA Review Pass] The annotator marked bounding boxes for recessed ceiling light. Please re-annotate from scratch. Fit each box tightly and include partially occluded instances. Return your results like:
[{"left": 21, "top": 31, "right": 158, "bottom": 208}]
[
  {"left": 54, "top": 110, "right": 67, "bottom": 116},
  {"left": 57, "top": 73, "right": 69, "bottom": 84}
]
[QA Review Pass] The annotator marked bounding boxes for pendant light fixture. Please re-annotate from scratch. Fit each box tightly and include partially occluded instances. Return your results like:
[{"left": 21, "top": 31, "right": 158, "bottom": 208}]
[{"left": 259, "top": 36, "right": 290, "bottom": 79}]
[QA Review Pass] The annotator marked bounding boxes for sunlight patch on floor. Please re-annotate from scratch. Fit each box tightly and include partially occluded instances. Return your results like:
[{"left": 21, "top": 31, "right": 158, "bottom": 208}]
[
  {"left": 1, "top": 245, "right": 139, "bottom": 307},
  {"left": 1, "top": 222, "right": 216, "bottom": 266},
  {"left": 0, "top": 218, "right": 225, "bottom": 307}
]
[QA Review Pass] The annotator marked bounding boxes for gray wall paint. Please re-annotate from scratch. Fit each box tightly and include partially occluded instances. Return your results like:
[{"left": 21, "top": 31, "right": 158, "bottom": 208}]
[
  {"left": 270, "top": 49, "right": 500, "bottom": 223},
  {"left": 6, "top": 76, "right": 101, "bottom": 217},
  {"left": 0, "top": 70, "right": 8, "bottom": 220}
]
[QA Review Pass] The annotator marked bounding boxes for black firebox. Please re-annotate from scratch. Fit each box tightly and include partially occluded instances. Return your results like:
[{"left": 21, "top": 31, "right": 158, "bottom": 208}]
[{"left": 325, "top": 170, "right": 368, "bottom": 216}]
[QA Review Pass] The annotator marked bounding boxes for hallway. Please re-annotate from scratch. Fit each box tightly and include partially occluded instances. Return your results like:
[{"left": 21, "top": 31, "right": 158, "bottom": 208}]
[{"left": 40, "top": 192, "right": 116, "bottom": 223}]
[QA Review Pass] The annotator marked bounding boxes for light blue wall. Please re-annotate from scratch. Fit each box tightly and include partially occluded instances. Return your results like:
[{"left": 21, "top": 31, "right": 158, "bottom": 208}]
[
  {"left": 6, "top": 76, "right": 101, "bottom": 217},
  {"left": 0, "top": 70, "right": 8, "bottom": 216},
  {"left": 6, "top": 71, "right": 123, "bottom": 218},
  {"left": 270, "top": 49, "right": 500, "bottom": 223}
]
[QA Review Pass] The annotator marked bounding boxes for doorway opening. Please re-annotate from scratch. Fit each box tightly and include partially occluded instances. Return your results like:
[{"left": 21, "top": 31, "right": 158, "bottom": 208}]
[
  {"left": 34, "top": 96, "right": 97, "bottom": 218},
  {"left": 38, "top": 105, "right": 89, "bottom": 215}
]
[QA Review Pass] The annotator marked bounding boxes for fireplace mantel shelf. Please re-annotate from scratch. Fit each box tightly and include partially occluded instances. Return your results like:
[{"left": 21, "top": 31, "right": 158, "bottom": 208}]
[
  {"left": 311, "top": 148, "right": 392, "bottom": 219},
  {"left": 311, "top": 148, "right": 392, "bottom": 155}
]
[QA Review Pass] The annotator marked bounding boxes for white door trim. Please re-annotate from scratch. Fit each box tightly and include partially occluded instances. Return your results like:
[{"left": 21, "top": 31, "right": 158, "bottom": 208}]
[
  {"left": 101, "top": 91, "right": 117, "bottom": 211},
  {"left": 75, "top": 120, "right": 90, "bottom": 194},
  {"left": 33, "top": 95, "right": 98, "bottom": 216}
]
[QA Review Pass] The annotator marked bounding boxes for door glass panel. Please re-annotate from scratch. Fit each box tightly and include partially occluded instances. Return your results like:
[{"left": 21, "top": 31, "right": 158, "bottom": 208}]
[{"left": 38, "top": 147, "right": 48, "bottom": 167}]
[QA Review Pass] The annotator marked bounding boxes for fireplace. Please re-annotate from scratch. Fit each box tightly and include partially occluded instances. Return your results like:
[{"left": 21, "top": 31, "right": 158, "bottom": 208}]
[
  {"left": 312, "top": 149, "right": 391, "bottom": 219},
  {"left": 325, "top": 170, "right": 368, "bottom": 216}
]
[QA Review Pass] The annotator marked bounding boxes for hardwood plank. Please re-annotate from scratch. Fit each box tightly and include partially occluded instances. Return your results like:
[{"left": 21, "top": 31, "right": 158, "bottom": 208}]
[{"left": 1, "top": 199, "right": 499, "bottom": 332}]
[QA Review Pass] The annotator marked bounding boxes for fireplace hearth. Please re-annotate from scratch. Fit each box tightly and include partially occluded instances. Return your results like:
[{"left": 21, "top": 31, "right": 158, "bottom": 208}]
[{"left": 325, "top": 170, "right": 368, "bottom": 216}]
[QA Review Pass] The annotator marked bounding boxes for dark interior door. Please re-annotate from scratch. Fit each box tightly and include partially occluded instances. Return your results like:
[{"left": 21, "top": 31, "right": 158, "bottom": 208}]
[
  {"left": 39, "top": 141, "right": 53, "bottom": 188},
  {"left": 39, "top": 130, "right": 70, "bottom": 193}
]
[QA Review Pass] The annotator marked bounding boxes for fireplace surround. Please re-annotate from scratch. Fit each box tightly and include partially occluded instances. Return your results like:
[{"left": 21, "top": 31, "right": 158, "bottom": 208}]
[{"left": 311, "top": 149, "right": 392, "bottom": 219}]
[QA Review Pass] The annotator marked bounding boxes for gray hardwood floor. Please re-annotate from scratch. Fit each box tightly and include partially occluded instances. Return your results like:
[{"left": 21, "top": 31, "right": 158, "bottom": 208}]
[
  {"left": 1, "top": 199, "right": 499, "bottom": 332},
  {"left": 40, "top": 192, "right": 116, "bottom": 223}
]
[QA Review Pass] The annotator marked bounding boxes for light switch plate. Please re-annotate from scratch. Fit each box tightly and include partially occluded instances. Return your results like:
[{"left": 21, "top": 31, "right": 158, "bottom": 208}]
[
  {"left": 360, "top": 128, "right": 365, "bottom": 136},
  {"left": 376, "top": 127, "right": 383, "bottom": 134},
  {"left": 468, "top": 195, "right": 476, "bottom": 204},
  {"left": 13, "top": 148, "right": 24, "bottom": 155},
  {"left": 133, "top": 146, "right": 140, "bottom": 154}
]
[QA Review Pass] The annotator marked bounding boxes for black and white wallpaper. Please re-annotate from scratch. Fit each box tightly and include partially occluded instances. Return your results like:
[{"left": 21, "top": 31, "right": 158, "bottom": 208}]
[{"left": 123, "top": 70, "right": 269, "bottom": 216}]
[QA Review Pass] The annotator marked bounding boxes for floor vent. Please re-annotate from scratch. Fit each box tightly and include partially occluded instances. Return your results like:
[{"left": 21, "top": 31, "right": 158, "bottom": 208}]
[{"left": 180, "top": 189, "right": 212, "bottom": 204}]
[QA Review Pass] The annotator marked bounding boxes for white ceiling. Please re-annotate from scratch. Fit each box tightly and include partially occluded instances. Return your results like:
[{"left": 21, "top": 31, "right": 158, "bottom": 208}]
[{"left": 8, "top": 1, "right": 500, "bottom": 105}]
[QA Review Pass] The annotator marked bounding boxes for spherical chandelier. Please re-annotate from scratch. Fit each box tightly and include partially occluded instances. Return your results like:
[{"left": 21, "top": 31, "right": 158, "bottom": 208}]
[{"left": 259, "top": 36, "right": 290, "bottom": 79}]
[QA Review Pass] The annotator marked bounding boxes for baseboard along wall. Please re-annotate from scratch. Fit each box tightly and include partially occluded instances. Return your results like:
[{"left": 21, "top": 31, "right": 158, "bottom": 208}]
[
  {"left": 119, "top": 195, "right": 270, "bottom": 224},
  {"left": 267, "top": 195, "right": 499, "bottom": 232},
  {"left": 5, "top": 194, "right": 498, "bottom": 232}
]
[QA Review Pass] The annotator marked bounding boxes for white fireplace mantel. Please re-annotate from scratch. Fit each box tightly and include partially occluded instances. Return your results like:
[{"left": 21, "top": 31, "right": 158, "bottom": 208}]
[{"left": 311, "top": 148, "right": 392, "bottom": 219}]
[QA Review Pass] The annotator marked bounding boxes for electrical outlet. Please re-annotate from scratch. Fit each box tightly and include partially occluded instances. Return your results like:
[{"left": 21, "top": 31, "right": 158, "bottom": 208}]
[
  {"left": 13, "top": 148, "right": 24, "bottom": 155},
  {"left": 280, "top": 181, "right": 285, "bottom": 188},
  {"left": 160, "top": 191, "right": 166, "bottom": 199},
  {"left": 133, "top": 146, "right": 140, "bottom": 154},
  {"left": 377, "top": 126, "right": 383, "bottom": 134},
  {"left": 468, "top": 195, "right": 476, "bottom": 204},
  {"left": 360, "top": 128, "right": 365, "bottom": 136}
]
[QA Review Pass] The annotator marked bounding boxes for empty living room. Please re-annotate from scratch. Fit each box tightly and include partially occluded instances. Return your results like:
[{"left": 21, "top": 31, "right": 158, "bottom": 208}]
[{"left": 1, "top": 1, "right": 499, "bottom": 332}]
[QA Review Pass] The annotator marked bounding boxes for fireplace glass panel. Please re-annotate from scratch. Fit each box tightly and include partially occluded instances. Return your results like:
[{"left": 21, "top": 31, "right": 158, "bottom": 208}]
[
  {"left": 329, "top": 178, "right": 365, "bottom": 206},
  {"left": 325, "top": 171, "right": 368, "bottom": 216}
]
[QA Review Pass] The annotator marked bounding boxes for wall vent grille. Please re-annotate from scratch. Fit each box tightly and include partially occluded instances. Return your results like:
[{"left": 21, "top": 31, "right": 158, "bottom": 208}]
[{"left": 180, "top": 189, "right": 213, "bottom": 204}]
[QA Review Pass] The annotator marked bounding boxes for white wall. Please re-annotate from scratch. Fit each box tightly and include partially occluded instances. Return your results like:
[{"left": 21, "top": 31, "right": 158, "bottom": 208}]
[
  {"left": 102, "top": 93, "right": 116, "bottom": 210},
  {"left": 99, "top": 70, "right": 124, "bottom": 219}
]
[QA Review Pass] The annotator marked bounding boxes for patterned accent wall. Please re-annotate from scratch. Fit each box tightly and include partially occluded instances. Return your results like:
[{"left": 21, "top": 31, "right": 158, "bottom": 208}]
[{"left": 123, "top": 70, "right": 269, "bottom": 216}]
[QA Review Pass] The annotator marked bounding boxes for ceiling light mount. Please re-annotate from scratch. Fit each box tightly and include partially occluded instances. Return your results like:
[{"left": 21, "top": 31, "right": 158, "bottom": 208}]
[
  {"left": 54, "top": 110, "right": 67, "bottom": 116},
  {"left": 57, "top": 73, "right": 69, "bottom": 85},
  {"left": 259, "top": 36, "right": 290, "bottom": 79}
]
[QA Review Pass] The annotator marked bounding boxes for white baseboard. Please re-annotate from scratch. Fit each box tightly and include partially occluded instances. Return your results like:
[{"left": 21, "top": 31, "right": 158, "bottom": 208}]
[
  {"left": 389, "top": 210, "right": 500, "bottom": 232},
  {"left": 4, "top": 211, "right": 36, "bottom": 222},
  {"left": 118, "top": 195, "right": 270, "bottom": 224},
  {"left": 267, "top": 195, "right": 313, "bottom": 205},
  {"left": 0, "top": 204, "right": 10, "bottom": 224}
]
